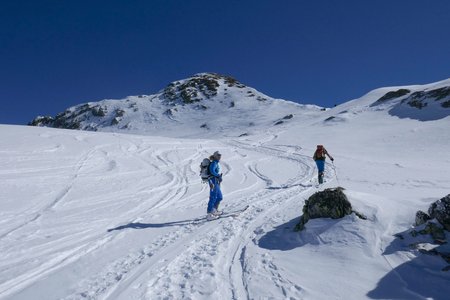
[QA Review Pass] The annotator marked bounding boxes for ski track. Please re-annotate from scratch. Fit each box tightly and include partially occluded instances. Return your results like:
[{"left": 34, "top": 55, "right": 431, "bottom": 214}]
[
  {"left": 0, "top": 146, "right": 99, "bottom": 241},
  {"left": 0, "top": 133, "right": 331, "bottom": 300},
  {"left": 139, "top": 138, "right": 318, "bottom": 300},
  {"left": 105, "top": 137, "right": 320, "bottom": 300}
]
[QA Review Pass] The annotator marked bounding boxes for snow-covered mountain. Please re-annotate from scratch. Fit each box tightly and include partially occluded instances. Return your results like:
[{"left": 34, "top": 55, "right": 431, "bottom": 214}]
[
  {"left": 2, "top": 77, "right": 450, "bottom": 299},
  {"left": 29, "top": 74, "right": 450, "bottom": 138},
  {"left": 29, "top": 73, "right": 322, "bottom": 138}
]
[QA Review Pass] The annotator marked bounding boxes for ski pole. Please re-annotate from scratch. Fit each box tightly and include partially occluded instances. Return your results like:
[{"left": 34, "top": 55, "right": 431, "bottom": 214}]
[
  {"left": 332, "top": 161, "right": 341, "bottom": 186},
  {"left": 311, "top": 163, "right": 317, "bottom": 183}
]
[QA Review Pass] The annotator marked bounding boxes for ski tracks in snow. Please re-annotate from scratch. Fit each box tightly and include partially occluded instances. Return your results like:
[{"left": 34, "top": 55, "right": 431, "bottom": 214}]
[
  {"left": 1, "top": 131, "right": 326, "bottom": 299},
  {"left": 113, "top": 138, "right": 320, "bottom": 300}
]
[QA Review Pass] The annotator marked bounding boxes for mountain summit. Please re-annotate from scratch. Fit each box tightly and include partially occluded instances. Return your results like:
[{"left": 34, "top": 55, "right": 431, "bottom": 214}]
[
  {"left": 29, "top": 73, "right": 321, "bottom": 138},
  {"left": 29, "top": 74, "right": 450, "bottom": 137}
]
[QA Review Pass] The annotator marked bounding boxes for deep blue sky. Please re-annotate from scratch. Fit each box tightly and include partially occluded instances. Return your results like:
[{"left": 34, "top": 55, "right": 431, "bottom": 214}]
[{"left": 1, "top": 0, "right": 449, "bottom": 125}]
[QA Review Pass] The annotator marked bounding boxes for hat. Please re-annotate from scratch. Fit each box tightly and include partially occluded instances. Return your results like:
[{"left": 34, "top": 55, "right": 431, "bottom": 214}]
[{"left": 213, "top": 151, "right": 222, "bottom": 157}]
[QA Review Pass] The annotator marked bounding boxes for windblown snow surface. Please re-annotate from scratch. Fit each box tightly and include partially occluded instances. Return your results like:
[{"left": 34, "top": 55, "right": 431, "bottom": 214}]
[{"left": 1, "top": 80, "right": 450, "bottom": 300}]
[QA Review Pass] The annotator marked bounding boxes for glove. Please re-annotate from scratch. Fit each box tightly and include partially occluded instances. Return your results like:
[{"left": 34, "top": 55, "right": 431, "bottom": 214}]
[
  {"left": 218, "top": 174, "right": 223, "bottom": 183},
  {"left": 331, "top": 158, "right": 334, "bottom": 162},
  {"left": 209, "top": 182, "right": 215, "bottom": 190}
]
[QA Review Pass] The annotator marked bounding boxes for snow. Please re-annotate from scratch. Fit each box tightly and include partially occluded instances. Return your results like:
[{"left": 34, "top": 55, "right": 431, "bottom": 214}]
[{"left": 1, "top": 79, "right": 450, "bottom": 300}]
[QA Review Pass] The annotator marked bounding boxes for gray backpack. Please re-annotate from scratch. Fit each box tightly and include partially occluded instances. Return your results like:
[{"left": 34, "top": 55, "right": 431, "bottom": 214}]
[{"left": 199, "top": 158, "right": 212, "bottom": 182}]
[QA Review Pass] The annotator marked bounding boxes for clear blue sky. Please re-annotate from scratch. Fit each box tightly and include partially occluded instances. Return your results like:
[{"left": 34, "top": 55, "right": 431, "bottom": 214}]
[{"left": 1, "top": 0, "right": 449, "bottom": 125}]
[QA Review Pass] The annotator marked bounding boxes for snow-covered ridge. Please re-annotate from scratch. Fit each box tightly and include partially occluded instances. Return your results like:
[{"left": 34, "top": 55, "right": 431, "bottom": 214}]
[
  {"left": 366, "top": 78, "right": 450, "bottom": 121},
  {"left": 29, "top": 75, "right": 450, "bottom": 139},
  {"left": 29, "top": 73, "right": 322, "bottom": 138},
  {"left": 319, "top": 78, "right": 450, "bottom": 125}
]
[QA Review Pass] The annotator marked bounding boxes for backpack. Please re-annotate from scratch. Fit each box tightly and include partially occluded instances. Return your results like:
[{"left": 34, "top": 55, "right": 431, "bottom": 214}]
[
  {"left": 199, "top": 158, "right": 212, "bottom": 182},
  {"left": 314, "top": 145, "right": 326, "bottom": 160}
]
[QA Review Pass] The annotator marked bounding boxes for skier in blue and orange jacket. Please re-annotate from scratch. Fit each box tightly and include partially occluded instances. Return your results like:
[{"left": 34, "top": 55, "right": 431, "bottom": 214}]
[{"left": 313, "top": 145, "right": 334, "bottom": 184}]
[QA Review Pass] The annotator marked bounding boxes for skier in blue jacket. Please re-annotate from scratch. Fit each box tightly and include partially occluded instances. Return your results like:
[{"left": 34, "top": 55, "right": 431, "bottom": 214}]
[{"left": 207, "top": 151, "right": 223, "bottom": 220}]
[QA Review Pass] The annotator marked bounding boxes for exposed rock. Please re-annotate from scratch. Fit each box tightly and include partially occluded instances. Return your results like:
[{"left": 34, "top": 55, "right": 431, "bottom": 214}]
[
  {"left": 111, "top": 117, "right": 120, "bottom": 126},
  {"left": 400, "top": 195, "right": 450, "bottom": 268},
  {"left": 372, "top": 89, "right": 410, "bottom": 106},
  {"left": 162, "top": 73, "right": 226, "bottom": 104},
  {"left": 164, "top": 108, "right": 177, "bottom": 118},
  {"left": 401, "top": 87, "right": 450, "bottom": 110},
  {"left": 274, "top": 114, "right": 294, "bottom": 126},
  {"left": 28, "top": 116, "right": 54, "bottom": 127},
  {"left": 294, "top": 187, "right": 366, "bottom": 231},
  {"left": 428, "top": 194, "right": 450, "bottom": 231},
  {"left": 407, "top": 99, "right": 427, "bottom": 109},
  {"left": 415, "top": 210, "right": 431, "bottom": 226},
  {"left": 115, "top": 109, "right": 125, "bottom": 118},
  {"left": 91, "top": 106, "right": 106, "bottom": 117},
  {"left": 381, "top": 89, "right": 411, "bottom": 100},
  {"left": 256, "top": 96, "right": 267, "bottom": 102}
]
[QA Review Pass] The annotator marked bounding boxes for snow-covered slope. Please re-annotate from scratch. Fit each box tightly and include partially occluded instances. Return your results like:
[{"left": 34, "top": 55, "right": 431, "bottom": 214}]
[
  {"left": 320, "top": 78, "right": 450, "bottom": 123},
  {"left": 2, "top": 78, "right": 450, "bottom": 299},
  {"left": 29, "top": 73, "right": 322, "bottom": 138}
]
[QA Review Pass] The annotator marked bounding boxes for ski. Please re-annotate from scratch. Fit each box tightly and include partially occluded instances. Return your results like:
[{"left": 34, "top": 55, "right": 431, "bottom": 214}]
[
  {"left": 221, "top": 204, "right": 249, "bottom": 218},
  {"left": 193, "top": 205, "right": 249, "bottom": 224}
]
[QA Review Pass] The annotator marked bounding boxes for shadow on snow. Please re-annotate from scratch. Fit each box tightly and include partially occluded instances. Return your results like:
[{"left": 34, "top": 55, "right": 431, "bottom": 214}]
[
  {"left": 107, "top": 207, "right": 248, "bottom": 232},
  {"left": 107, "top": 218, "right": 199, "bottom": 232},
  {"left": 367, "top": 229, "right": 450, "bottom": 300},
  {"left": 257, "top": 216, "right": 344, "bottom": 251},
  {"left": 258, "top": 217, "right": 450, "bottom": 300}
]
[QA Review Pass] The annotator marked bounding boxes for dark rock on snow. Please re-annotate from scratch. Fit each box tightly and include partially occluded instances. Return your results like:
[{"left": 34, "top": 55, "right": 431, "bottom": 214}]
[
  {"left": 414, "top": 194, "right": 450, "bottom": 232},
  {"left": 294, "top": 187, "right": 366, "bottom": 231},
  {"left": 400, "top": 194, "right": 450, "bottom": 270},
  {"left": 415, "top": 210, "right": 431, "bottom": 226},
  {"left": 428, "top": 194, "right": 450, "bottom": 232}
]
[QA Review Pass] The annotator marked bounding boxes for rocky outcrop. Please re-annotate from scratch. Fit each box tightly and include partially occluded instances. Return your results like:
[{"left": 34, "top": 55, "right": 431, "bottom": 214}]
[
  {"left": 428, "top": 194, "right": 450, "bottom": 231},
  {"left": 395, "top": 194, "right": 450, "bottom": 271},
  {"left": 402, "top": 86, "right": 450, "bottom": 109},
  {"left": 415, "top": 210, "right": 431, "bottom": 226},
  {"left": 294, "top": 187, "right": 366, "bottom": 231},
  {"left": 28, "top": 103, "right": 110, "bottom": 130},
  {"left": 162, "top": 73, "right": 243, "bottom": 105},
  {"left": 415, "top": 194, "right": 450, "bottom": 232},
  {"left": 371, "top": 89, "right": 411, "bottom": 106}
]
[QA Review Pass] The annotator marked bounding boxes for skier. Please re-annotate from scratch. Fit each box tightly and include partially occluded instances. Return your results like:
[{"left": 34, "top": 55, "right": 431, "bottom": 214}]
[
  {"left": 207, "top": 151, "right": 224, "bottom": 221},
  {"left": 313, "top": 145, "right": 334, "bottom": 184}
]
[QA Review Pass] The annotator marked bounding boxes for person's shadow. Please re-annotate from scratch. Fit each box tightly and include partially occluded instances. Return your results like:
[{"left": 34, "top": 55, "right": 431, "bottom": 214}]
[
  {"left": 107, "top": 207, "right": 248, "bottom": 232},
  {"left": 107, "top": 218, "right": 203, "bottom": 232}
]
